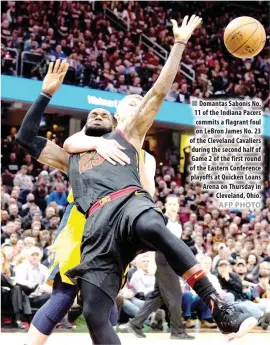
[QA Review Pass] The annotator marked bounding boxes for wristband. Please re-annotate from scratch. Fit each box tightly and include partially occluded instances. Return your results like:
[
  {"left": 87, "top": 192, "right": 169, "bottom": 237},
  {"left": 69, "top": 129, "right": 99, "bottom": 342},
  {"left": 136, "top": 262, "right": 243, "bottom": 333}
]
[
  {"left": 41, "top": 91, "right": 52, "bottom": 99},
  {"left": 174, "top": 40, "right": 187, "bottom": 45}
]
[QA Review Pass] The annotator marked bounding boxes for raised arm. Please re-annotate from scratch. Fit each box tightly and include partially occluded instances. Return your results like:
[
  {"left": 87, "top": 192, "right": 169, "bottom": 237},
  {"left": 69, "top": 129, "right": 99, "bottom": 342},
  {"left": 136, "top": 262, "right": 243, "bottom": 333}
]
[
  {"left": 16, "top": 60, "right": 69, "bottom": 173},
  {"left": 121, "top": 15, "right": 201, "bottom": 141},
  {"left": 63, "top": 127, "right": 97, "bottom": 153}
]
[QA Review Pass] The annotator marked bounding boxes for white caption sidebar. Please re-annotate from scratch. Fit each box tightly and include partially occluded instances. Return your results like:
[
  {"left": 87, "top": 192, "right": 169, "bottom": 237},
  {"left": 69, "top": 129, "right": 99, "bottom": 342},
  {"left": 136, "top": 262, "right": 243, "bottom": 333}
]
[{"left": 189, "top": 98, "right": 263, "bottom": 210}]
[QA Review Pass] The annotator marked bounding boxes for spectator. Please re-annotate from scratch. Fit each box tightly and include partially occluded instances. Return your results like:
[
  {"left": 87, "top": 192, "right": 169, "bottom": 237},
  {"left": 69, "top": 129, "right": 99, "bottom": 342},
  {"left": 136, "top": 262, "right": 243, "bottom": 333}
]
[
  {"left": 14, "top": 238, "right": 25, "bottom": 256},
  {"left": 8, "top": 204, "right": 20, "bottom": 221},
  {"left": 121, "top": 254, "right": 155, "bottom": 318},
  {"left": 1, "top": 221, "right": 16, "bottom": 244},
  {"left": 264, "top": 244, "right": 270, "bottom": 263},
  {"left": 184, "top": 213, "right": 198, "bottom": 232},
  {"left": 1, "top": 210, "right": 10, "bottom": 227},
  {"left": 212, "top": 244, "right": 231, "bottom": 271},
  {"left": 161, "top": 160, "right": 175, "bottom": 178},
  {"left": 1, "top": 186, "right": 11, "bottom": 208},
  {"left": 23, "top": 237, "right": 36, "bottom": 249},
  {"left": 22, "top": 208, "right": 42, "bottom": 230},
  {"left": 1, "top": 250, "right": 30, "bottom": 329},
  {"left": 46, "top": 215, "right": 60, "bottom": 231},
  {"left": 6, "top": 127, "right": 17, "bottom": 143},
  {"left": 231, "top": 241, "right": 242, "bottom": 260},
  {"left": 116, "top": 74, "right": 129, "bottom": 94},
  {"left": 251, "top": 262, "right": 270, "bottom": 283},
  {"left": 41, "top": 206, "right": 56, "bottom": 229},
  {"left": 51, "top": 44, "right": 66, "bottom": 59},
  {"left": 24, "top": 33, "right": 36, "bottom": 51},
  {"left": 181, "top": 225, "right": 194, "bottom": 247},
  {"left": 128, "top": 77, "right": 143, "bottom": 95},
  {"left": 246, "top": 253, "right": 260, "bottom": 276},
  {"left": 23, "top": 154, "right": 34, "bottom": 168},
  {"left": 1, "top": 19, "right": 12, "bottom": 45},
  {"left": 39, "top": 229, "right": 51, "bottom": 249},
  {"left": 47, "top": 183, "right": 67, "bottom": 207},
  {"left": 31, "top": 221, "right": 41, "bottom": 239},
  {"left": 21, "top": 193, "right": 41, "bottom": 217},
  {"left": 120, "top": 283, "right": 145, "bottom": 319},
  {"left": 177, "top": 84, "right": 190, "bottom": 104},
  {"left": 1, "top": 154, "right": 20, "bottom": 186},
  {"left": 234, "top": 259, "right": 256, "bottom": 295},
  {"left": 60, "top": 39, "right": 72, "bottom": 56},
  {"left": 252, "top": 273, "right": 270, "bottom": 330},
  {"left": 13, "top": 165, "right": 33, "bottom": 190},
  {"left": 10, "top": 188, "right": 22, "bottom": 209},
  {"left": 217, "top": 259, "right": 263, "bottom": 321},
  {"left": 15, "top": 246, "right": 52, "bottom": 309},
  {"left": 2, "top": 152, "right": 20, "bottom": 175},
  {"left": 165, "top": 82, "right": 179, "bottom": 102},
  {"left": 130, "top": 254, "right": 155, "bottom": 297},
  {"left": 33, "top": 176, "right": 49, "bottom": 212}
]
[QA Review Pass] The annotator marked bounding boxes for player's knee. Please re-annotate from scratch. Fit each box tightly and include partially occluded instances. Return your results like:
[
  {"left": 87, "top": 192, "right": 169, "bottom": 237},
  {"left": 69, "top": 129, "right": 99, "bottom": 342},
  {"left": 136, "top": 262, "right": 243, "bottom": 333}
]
[
  {"left": 82, "top": 303, "right": 98, "bottom": 326},
  {"left": 135, "top": 211, "right": 165, "bottom": 240},
  {"left": 46, "top": 292, "right": 75, "bottom": 323},
  {"left": 32, "top": 310, "right": 55, "bottom": 335},
  {"left": 32, "top": 292, "right": 75, "bottom": 336}
]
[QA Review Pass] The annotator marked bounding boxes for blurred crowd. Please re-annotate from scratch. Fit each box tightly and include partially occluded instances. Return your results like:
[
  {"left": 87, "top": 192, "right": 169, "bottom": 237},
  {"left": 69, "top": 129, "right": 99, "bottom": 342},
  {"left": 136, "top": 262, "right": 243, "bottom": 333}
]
[
  {"left": 1, "top": 126, "right": 270, "bottom": 330},
  {"left": 1, "top": 1, "right": 270, "bottom": 110}
]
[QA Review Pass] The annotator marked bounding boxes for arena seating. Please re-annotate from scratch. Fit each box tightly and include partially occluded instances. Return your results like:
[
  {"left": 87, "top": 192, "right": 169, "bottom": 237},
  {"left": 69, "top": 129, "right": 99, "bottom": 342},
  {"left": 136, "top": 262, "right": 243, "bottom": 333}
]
[{"left": 1, "top": 1, "right": 269, "bottom": 110}]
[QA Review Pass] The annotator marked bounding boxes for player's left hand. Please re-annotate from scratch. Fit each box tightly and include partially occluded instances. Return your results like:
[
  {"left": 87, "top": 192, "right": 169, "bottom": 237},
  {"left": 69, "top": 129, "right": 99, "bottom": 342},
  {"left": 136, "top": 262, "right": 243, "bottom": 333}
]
[
  {"left": 42, "top": 59, "right": 69, "bottom": 96},
  {"left": 171, "top": 15, "right": 202, "bottom": 43}
]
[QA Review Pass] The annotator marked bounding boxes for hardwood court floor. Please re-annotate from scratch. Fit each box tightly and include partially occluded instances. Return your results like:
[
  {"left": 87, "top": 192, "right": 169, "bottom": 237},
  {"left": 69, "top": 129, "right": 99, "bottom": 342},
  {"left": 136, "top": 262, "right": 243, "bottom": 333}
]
[{"left": 1, "top": 331, "right": 269, "bottom": 345}]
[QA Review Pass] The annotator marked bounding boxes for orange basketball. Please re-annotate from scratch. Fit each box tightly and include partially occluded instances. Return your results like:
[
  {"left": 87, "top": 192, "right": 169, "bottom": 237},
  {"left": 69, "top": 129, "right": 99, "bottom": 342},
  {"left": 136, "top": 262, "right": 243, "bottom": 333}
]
[{"left": 224, "top": 16, "right": 266, "bottom": 59}]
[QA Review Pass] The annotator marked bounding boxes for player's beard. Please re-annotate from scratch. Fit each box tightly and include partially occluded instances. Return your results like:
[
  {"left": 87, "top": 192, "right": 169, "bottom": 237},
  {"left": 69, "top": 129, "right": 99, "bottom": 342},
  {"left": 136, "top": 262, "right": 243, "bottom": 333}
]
[{"left": 84, "top": 125, "right": 113, "bottom": 137}]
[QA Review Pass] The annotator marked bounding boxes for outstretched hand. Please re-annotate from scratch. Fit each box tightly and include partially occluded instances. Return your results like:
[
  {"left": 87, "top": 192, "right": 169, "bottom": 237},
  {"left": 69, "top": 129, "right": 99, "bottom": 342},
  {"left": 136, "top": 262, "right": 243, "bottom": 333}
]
[
  {"left": 171, "top": 15, "right": 202, "bottom": 43},
  {"left": 42, "top": 59, "right": 69, "bottom": 96}
]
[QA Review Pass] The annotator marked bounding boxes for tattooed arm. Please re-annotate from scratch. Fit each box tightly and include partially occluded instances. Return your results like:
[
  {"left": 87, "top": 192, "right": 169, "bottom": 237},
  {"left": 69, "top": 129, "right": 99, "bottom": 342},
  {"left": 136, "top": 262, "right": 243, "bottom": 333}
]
[
  {"left": 120, "top": 15, "right": 201, "bottom": 143},
  {"left": 16, "top": 60, "right": 70, "bottom": 173}
]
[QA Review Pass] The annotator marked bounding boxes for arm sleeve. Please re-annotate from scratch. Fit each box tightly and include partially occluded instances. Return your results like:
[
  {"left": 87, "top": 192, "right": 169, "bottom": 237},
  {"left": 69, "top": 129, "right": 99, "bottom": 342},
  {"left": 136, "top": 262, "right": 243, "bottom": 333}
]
[{"left": 16, "top": 94, "right": 51, "bottom": 159}]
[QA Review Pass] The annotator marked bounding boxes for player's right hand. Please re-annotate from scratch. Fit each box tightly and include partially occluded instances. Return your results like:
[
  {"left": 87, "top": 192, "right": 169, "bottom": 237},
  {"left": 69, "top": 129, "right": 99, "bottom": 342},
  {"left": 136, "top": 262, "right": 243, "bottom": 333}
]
[
  {"left": 171, "top": 15, "right": 202, "bottom": 43},
  {"left": 96, "top": 138, "right": 131, "bottom": 166},
  {"left": 42, "top": 59, "right": 69, "bottom": 96}
]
